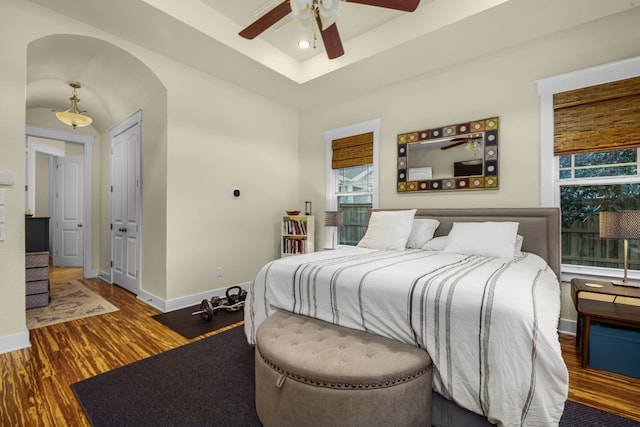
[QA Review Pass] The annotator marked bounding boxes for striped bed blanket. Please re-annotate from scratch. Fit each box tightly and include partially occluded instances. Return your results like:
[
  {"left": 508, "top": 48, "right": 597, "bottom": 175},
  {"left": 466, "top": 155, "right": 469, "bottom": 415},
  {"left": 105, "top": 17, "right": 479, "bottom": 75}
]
[{"left": 245, "top": 246, "right": 568, "bottom": 427}]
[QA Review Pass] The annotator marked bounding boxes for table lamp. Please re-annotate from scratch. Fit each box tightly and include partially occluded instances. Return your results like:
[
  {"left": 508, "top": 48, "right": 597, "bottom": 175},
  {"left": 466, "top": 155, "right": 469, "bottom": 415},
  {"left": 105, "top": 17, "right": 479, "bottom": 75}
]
[
  {"left": 324, "top": 211, "right": 343, "bottom": 249},
  {"left": 599, "top": 210, "right": 640, "bottom": 287}
]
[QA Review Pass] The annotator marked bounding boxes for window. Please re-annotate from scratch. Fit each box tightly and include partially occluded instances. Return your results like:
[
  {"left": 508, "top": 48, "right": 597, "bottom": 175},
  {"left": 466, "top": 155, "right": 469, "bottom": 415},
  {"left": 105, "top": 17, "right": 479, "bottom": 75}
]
[
  {"left": 538, "top": 57, "right": 640, "bottom": 280},
  {"left": 325, "top": 119, "right": 380, "bottom": 247},
  {"left": 336, "top": 164, "right": 373, "bottom": 245},
  {"left": 559, "top": 149, "right": 640, "bottom": 271}
]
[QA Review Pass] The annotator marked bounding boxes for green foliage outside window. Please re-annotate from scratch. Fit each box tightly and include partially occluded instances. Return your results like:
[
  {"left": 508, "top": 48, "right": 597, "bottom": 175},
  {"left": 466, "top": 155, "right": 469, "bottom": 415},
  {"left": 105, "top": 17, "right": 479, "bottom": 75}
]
[
  {"left": 559, "top": 148, "right": 640, "bottom": 269},
  {"left": 337, "top": 165, "right": 373, "bottom": 245}
]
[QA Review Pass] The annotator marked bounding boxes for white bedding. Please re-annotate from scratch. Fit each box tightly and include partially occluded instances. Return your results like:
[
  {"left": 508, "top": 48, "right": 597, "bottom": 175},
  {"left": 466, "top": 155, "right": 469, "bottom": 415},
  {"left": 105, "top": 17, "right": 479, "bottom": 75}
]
[{"left": 244, "top": 246, "right": 569, "bottom": 427}]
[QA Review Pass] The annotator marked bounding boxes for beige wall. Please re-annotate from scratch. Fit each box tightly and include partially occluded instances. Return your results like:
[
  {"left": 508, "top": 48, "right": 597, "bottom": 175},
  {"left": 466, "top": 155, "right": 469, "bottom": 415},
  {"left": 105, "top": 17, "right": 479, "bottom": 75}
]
[
  {"left": 161, "top": 66, "right": 299, "bottom": 300},
  {"left": 0, "top": 1, "right": 28, "bottom": 346},
  {"left": 0, "top": 1, "right": 300, "bottom": 349},
  {"left": 298, "top": 8, "right": 640, "bottom": 327}
]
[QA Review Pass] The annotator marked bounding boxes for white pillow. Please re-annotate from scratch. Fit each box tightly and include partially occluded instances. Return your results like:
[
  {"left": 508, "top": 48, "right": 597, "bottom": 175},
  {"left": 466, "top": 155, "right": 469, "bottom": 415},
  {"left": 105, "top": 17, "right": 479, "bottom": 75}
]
[
  {"left": 406, "top": 219, "right": 440, "bottom": 249},
  {"left": 357, "top": 209, "right": 417, "bottom": 250},
  {"left": 442, "top": 222, "right": 520, "bottom": 258},
  {"left": 515, "top": 234, "right": 524, "bottom": 255},
  {"left": 421, "top": 235, "right": 447, "bottom": 251}
]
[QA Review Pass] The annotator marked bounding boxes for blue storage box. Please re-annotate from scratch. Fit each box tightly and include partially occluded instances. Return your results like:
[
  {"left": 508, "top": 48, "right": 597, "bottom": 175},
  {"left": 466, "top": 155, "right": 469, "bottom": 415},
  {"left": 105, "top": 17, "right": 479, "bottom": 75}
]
[{"left": 590, "top": 323, "right": 640, "bottom": 379}]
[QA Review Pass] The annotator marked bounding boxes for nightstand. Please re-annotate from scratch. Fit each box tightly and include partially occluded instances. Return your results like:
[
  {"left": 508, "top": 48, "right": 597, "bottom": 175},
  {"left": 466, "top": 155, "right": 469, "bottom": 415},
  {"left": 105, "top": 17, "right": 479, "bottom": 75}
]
[{"left": 570, "top": 278, "right": 640, "bottom": 368}]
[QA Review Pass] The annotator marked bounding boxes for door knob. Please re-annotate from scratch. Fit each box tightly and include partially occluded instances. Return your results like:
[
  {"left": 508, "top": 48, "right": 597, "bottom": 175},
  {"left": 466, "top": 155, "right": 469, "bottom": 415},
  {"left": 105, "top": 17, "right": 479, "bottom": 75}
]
[
  {"left": 119, "top": 227, "right": 128, "bottom": 232},
  {"left": 77, "top": 224, "right": 83, "bottom": 228}
]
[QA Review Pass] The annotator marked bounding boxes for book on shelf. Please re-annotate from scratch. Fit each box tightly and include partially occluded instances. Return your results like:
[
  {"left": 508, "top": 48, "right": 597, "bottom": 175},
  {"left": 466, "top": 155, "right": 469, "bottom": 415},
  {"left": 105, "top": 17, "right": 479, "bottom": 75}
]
[
  {"left": 284, "top": 218, "right": 307, "bottom": 236},
  {"left": 282, "top": 237, "right": 307, "bottom": 254},
  {"left": 281, "top": 215, "right": 313, "bottom": 256}
]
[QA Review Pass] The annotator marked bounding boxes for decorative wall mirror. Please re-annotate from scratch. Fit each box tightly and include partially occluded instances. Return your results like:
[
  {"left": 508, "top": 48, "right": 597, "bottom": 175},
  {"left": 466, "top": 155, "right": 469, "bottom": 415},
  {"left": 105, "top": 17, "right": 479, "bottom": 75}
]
[{"left": 397, "top": 117, "right": 499, "bottom": 192}]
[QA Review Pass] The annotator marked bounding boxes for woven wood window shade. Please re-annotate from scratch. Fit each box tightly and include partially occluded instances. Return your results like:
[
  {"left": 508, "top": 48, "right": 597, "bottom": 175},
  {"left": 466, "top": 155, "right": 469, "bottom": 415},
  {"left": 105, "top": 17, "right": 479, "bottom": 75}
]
[
  {"left": 553, "top": 76, "right": 640, "bottom": 156},
  {"left": 331, "top": 132, "right": 373, "bottom": 169}
]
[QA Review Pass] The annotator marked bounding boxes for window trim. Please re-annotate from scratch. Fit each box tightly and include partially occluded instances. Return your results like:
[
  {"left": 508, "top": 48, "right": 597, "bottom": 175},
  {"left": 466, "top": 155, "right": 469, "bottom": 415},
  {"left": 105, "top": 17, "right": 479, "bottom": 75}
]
[
  {"left": 537, "top": 56, "right": 640, "bottom": 281},
  {"left": 325, "top": 118, "right": 380, "bottom": 247}
]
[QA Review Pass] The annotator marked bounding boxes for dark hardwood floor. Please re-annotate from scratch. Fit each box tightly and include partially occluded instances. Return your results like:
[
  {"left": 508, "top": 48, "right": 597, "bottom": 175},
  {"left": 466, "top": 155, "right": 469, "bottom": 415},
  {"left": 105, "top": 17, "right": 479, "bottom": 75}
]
[{"left": 1, "top": 267, "right": 639, "bottom": 425}]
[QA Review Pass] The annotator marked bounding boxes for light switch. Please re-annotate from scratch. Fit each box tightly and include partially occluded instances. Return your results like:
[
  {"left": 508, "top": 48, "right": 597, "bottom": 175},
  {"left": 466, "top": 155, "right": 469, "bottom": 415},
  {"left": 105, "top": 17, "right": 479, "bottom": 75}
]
[{"left": 0, "top": 170, "right": 14, "bottom": 186}]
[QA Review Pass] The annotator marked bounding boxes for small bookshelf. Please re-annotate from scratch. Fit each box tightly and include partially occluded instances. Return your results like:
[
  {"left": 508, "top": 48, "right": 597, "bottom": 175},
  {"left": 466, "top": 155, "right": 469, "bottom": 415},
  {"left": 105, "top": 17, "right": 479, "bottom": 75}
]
[{"left": 281, "top": 215, "right": 314, "bottom": 257}]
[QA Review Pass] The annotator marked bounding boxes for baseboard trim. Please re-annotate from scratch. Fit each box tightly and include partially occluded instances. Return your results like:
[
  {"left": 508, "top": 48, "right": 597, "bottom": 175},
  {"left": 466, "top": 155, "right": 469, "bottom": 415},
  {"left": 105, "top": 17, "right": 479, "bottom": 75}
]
[
  {"left": 136, "top": 289, "right": 166, "bottom": 312},
  {"left": 559, "top": 318, "right": 577, "bottom": 336},
  {"left": 96, "top": 270, "right": 111, "bottom": 282},
  {"left": 137, "top": 282, "right": 253, "bottom": 313},
  {"left": 0, "top": 330, "right": 31, "bottom": 355}
]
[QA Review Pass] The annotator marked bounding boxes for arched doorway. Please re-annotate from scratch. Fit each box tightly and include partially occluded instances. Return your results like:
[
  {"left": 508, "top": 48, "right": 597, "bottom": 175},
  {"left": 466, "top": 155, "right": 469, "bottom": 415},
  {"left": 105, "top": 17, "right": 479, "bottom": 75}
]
[{"left": 25, "top": 34, "right": 166, "bottom": 288}]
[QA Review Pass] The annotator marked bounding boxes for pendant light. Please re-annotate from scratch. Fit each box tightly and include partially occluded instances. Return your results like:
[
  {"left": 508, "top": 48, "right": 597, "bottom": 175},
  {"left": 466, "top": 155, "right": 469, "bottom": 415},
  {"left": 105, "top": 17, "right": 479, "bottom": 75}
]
[{"left": 54, "top": 82, "right": 93, "bottom": 129}]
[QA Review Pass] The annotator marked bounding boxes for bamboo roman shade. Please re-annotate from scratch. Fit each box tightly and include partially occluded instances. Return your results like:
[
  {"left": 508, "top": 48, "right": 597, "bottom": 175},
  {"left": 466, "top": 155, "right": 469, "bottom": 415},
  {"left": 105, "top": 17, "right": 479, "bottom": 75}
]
[
  {"left": 553, "top": 75, "right": 640, "bottom": 155},
  {"left": 331, "top": 132, "right": 373, "bottom": 169}
]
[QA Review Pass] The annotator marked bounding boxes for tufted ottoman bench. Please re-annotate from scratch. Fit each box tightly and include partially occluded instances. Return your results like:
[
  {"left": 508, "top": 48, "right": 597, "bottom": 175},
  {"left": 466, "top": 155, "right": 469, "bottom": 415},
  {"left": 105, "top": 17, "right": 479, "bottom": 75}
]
[{"left": 255, "top": 311, "right": 433, "bottom": 427}]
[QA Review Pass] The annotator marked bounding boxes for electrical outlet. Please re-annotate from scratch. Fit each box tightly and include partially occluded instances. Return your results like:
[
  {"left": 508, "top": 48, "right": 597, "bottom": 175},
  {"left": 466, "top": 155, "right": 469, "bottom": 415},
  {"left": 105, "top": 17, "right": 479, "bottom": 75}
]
[{"left": 216, "top": 267, "right": 223, "bottom": 277}]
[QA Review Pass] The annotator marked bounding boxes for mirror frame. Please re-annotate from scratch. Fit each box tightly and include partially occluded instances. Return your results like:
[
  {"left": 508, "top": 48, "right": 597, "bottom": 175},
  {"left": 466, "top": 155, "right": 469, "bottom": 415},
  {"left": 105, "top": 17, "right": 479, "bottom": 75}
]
[{"left": 397, "top": 117, "right": 499, "bottom": 192}]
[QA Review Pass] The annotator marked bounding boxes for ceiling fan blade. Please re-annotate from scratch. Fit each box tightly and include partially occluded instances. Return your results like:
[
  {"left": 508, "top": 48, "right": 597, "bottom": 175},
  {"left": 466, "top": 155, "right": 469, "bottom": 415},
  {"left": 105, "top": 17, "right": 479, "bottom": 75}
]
[
  {"left": 440, "top": 139, "right": 468, "bottom": 150},
  {"left": 344, "top": 0, "right": 420, "bottom": 12},
  {"left": 239, "top": 1, "right": 292, "bottom": 40},
  {"left": 317, "top": 17, "right": 345, "bottom": 59}
]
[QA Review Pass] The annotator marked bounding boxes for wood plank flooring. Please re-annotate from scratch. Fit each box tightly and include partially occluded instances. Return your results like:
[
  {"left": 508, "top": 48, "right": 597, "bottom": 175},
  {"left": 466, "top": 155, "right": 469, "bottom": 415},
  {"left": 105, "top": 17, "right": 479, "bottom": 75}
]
[{"left": 1, "top": 267, "right": 639, "bottom": 426}]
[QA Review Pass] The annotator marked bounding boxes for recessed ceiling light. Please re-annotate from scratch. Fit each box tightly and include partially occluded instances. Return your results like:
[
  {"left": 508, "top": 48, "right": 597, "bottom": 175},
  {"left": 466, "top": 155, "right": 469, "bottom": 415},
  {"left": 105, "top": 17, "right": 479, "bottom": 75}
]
[{"left": 297, "top": 40, "right": 310, "bottom": 49}]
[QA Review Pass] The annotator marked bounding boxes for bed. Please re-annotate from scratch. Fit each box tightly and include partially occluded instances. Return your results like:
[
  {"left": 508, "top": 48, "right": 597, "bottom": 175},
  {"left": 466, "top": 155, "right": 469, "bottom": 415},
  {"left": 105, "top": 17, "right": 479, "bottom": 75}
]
[{"left": 245, "top": 208, "right": 569, "bottom": 427}]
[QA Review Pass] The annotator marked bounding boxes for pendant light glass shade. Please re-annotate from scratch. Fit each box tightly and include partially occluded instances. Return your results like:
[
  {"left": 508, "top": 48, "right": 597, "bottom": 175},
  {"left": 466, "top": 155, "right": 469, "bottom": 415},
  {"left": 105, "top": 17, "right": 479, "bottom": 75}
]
[{"left": 54, "top": 82, "right": 93, "bottom": 129}]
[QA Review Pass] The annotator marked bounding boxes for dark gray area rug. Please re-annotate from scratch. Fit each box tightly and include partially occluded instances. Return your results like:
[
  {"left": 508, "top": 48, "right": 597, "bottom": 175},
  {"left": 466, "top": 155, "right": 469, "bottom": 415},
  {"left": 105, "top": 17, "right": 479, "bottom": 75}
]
[
  {"left": 72, "top": 326, "right": 260, "bottom": 427},
  {"left": 72, "top": 326, "right": 639, "bottom": 427},
  {"left": 151, "top": 304, "right": 244, "bottom": 339}
]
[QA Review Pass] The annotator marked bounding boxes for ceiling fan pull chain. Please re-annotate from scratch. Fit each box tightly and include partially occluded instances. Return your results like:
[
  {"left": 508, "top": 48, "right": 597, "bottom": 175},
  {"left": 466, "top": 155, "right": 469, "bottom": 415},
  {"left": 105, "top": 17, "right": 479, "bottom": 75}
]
[{"left": 313, "top": 30, "right": 318, "bottom": 49}]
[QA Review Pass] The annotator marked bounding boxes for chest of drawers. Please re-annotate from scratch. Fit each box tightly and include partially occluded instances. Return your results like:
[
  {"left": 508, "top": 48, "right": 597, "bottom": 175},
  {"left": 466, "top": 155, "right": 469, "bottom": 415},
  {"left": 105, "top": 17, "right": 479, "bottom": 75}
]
[{"left": 26, "top": 251, "right": 50, "bottom": 309}]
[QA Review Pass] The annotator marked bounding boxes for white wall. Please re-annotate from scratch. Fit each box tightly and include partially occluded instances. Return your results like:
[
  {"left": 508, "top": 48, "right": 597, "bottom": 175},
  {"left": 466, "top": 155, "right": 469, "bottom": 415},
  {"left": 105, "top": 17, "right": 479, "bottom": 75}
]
[{"left": 298, "top": 8, "right": 640, "bottom": 329}]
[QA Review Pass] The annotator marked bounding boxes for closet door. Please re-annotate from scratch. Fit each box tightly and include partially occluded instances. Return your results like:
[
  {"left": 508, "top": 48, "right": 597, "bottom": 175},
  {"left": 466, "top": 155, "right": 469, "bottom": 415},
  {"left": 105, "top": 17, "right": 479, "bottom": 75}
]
[{"left": 111, "top": 117, "right": 141, "bottom": 295}]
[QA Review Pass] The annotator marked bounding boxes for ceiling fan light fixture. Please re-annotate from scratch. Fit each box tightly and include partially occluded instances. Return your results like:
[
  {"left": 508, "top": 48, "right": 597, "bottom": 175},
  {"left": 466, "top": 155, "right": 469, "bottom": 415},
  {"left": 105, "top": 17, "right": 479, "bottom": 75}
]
[
  {"left": 317, "top": 0, "right": 339, "bottom": 29},
  {"left": 291, "top": 0, "right": 315, "bottom": 27},
  {"left": 54, "top": 82, "right": 93, "bottom": 129},
  {"left": 291, "top": 0, "right": 339, "bottom": 30},
  {"left": 465, "top": 136, "right": 483, "bottom": 152}
]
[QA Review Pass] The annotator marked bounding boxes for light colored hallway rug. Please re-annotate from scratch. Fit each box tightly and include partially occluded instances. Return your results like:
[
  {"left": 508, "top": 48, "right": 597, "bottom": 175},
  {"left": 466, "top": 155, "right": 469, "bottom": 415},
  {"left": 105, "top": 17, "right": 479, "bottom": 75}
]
[{"left": 26, "top": 281, "right": 119, "bottom": 330}]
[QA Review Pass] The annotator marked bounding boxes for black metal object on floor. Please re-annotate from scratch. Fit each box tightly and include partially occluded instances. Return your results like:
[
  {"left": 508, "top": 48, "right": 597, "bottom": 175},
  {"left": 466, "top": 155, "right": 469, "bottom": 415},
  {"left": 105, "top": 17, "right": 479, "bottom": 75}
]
[{"left": 191, "top": 286, "right": 247, "bottom": 321}]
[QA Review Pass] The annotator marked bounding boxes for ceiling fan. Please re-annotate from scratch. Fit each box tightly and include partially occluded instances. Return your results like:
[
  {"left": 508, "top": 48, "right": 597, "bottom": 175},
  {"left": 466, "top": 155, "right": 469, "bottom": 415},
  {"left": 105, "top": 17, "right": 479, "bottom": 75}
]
[
  {"left": 440, "top": 135, "right": 483, "bottom": 150},
  {"left": 440, "top": 137, "right": 471, "bottom": 150},
  {"left": 239, "top": 0, "right": 421, "bottom": 59}
]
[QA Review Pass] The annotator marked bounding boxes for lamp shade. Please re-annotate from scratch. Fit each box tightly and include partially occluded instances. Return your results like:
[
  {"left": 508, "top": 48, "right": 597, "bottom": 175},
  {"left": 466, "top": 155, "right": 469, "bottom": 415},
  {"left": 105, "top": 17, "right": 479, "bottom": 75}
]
[
  {"left": 54, "top": 82, "right": 93, "bottom": 129},
  {"left": 324, "top": 211, "right": 343, "bottom": 227},
  {"left": 599, "top": 211, "right": 640, "bottom": 239},
  {"left": 55, "top": 111, "right": 93, "bottom": 129}
]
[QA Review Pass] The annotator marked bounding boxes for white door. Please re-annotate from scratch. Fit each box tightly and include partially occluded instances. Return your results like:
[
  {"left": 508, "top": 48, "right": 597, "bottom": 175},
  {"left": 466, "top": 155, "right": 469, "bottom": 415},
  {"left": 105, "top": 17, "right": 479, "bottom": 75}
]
[
  {"left": 111, "top": 118, "right": 141, "bottom": 295},
  {"left": 54, "top": 156, "right": 84, "bottom": 267}
]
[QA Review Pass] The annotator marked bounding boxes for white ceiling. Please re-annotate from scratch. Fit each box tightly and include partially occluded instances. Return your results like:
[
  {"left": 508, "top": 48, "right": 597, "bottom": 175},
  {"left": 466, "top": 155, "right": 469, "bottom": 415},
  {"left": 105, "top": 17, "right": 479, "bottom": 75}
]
[{"left": 23, "top": 0, "right": 640, "bottom": 129}]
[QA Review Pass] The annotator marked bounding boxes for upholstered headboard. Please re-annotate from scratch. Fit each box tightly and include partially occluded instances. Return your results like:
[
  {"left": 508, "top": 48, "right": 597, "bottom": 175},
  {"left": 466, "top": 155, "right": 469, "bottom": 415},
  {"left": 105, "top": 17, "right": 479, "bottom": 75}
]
[{"left": 370, "top": 208, "right": 561, "bottom": 278}]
